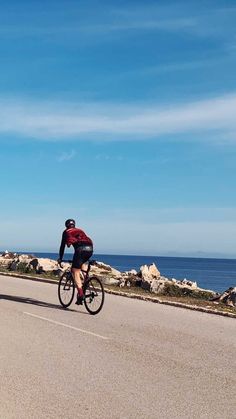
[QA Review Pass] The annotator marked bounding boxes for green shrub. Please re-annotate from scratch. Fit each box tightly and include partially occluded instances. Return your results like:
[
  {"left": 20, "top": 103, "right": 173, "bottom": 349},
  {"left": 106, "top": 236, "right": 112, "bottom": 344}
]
[
  {"left": 16, "top": 262, "right": 30, "bottom": 274},
  {"left": 161, "top": 283, "right": 212, "bottom": 300}
]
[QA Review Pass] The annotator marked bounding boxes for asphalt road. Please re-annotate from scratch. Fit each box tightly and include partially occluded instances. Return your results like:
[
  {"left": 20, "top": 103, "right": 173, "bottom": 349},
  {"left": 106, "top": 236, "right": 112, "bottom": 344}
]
[{"left": 0, "top": 274, "right": 235, "bottom": 419}]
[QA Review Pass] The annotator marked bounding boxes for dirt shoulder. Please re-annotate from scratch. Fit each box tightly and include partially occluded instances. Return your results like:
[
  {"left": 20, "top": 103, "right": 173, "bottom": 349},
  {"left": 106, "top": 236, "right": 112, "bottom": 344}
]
[{"left": 104, "top": 285, "right": 236, "bottom": 318}]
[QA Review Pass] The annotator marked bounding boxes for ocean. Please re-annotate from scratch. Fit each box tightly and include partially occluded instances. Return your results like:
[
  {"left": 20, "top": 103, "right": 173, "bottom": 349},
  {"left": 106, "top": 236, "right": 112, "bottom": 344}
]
[{"left": 32, "top": 252, "right": 236, "bottom": 293}]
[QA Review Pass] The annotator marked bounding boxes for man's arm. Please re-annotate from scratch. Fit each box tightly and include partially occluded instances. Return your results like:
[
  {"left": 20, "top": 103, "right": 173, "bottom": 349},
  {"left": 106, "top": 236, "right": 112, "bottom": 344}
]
[{"left": 58, "top": 231, "right": 66, "bottom": 261}]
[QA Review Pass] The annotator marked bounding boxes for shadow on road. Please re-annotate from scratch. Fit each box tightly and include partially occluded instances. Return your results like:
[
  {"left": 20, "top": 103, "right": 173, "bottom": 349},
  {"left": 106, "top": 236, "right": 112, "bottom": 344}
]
[{"left": 0, "top": 294, "right": 87, "bottom": 314}]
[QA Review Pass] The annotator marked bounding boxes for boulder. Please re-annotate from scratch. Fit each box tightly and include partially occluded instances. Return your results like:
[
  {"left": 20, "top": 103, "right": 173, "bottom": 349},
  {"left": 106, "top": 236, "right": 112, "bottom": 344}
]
[
  {"left": 90, "top": 261, "right": 122, "bottom": 285},
  {"left": 139, "top": 263, "right": 161, "bottom": 281},
  {"left": 1, "top": 250, "right": 17, "bottom": 259},
  {"left": 0, "top": 254, "right": 15, "bottom": 268},
  {"left": 100, "top": 277, "right": 120, "bottom": 286},
  {"left": 180, "top": 278, "right": 198, "bottom": 289},
  {"left": 139, "top": 263, "right": 161, "bottom": 291},
  {"left": 229, "top": 287, "right": 236, "bottom": 306},
  {"left": 150, "top": 277, "right": 170, "bottom": 294},
  {"left": 124, "top": 269, "right": 138, "bottom": 276},
  {"left": 8, "top": 260, "right": 18, "bottom": 271},
  {"left": 36, "top": 258, "right": 60, "bottom": 273},
  {"left": 211, "top": 287, "right": 236, "bottom": 307}
]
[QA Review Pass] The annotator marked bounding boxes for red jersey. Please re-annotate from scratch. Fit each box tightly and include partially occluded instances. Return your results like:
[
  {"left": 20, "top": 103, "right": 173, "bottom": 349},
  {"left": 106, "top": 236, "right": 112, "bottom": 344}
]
[
  {"left": 59, "top": 227, "right": 93, "bottom": 260},
  {"left": 64, "top": 227, "right": 93, "bottom": 247}
]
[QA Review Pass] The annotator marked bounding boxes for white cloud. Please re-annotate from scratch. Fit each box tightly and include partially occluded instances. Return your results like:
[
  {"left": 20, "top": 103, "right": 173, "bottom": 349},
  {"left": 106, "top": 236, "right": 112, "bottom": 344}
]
[
  {"left": 87, "top": 17, "right": 196, "bottom": 34},
  {"left": 104, "top": 59, "right": 218, "bottom": 86},
  {"left": 0, "top": 93, "right": 236, "bottom": 142},
  {"left": 57, "top": 150, "right": 76, "bottom": 162},
  {"left": 111, "top": 5, "right": 236, "bottom": 39},
  {"left": 0, "top": 8, "right": 197, "bottom": 40},
  {"left": 1, "top": 4, "right": 235, "bottom": 42}
]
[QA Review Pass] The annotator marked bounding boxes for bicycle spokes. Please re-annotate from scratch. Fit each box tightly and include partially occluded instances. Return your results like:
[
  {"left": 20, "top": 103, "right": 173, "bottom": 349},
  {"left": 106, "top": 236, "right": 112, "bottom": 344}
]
[
  {"left": 58, "top": 273, "right": 75, "bottom": 308},
  {"left": 83, "top": 277, "right": 104, "bottom": 315}
]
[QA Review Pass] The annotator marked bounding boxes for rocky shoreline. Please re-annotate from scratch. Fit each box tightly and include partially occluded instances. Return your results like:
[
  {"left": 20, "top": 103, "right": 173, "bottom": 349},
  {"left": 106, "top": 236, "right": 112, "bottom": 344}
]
[{"left": 0, "top": 251, "right": 236, "bottom": 308}]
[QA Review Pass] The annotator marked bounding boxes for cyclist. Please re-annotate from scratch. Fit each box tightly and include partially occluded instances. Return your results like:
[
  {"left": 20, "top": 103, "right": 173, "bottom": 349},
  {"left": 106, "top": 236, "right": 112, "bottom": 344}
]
[{"left": 58, "top": 219, "right": 93, "bottom": 305}]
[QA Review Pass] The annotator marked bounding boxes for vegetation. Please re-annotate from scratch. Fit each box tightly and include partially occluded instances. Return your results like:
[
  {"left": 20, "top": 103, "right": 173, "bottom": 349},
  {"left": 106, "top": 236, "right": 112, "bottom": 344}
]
[
  {"left": 0, "top": 265, "right": 235, "bottom": 317},
  {"left": 104, "top": 284, "right": 236, "bottom": 317},
  {"left": 161, "top": 282, "right": 213, "bottom": 300},
  {"left": 16, "top": 262, "right": 30, "bottom": 274}
]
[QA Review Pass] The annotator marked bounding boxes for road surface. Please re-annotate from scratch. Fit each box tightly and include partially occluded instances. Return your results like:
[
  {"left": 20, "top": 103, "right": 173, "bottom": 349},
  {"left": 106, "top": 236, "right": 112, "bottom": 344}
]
[{"left": 0, "top": 274, "right": 235, "bottom": 418}]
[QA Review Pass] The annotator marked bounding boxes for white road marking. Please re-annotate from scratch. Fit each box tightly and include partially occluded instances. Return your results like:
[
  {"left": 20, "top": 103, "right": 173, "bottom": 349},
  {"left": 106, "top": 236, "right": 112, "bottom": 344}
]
[{"left": 23, "top": 312, "right": 109, "bottom": 340}]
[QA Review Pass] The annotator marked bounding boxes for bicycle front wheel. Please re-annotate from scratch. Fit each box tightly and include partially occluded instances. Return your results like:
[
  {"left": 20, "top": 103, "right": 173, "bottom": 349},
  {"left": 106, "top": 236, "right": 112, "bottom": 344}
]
[
  {"left": 58, "top": 271, "right": 75, "bottom": 308},
  {"left": 83, "top": 276, "right": 105, "bottom": 315}
]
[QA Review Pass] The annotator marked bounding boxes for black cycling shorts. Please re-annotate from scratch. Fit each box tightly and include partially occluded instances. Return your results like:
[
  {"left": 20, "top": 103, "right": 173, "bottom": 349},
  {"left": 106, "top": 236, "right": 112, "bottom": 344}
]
[{"left": 72, "top": 245, "right": 93, "bottom": 269}]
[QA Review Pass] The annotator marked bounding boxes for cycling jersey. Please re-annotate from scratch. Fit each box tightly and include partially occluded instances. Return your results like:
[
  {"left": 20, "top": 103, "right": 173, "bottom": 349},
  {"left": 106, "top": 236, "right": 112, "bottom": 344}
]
[{"left": 59, "top": 227, "right": 93, "bottom": 260}]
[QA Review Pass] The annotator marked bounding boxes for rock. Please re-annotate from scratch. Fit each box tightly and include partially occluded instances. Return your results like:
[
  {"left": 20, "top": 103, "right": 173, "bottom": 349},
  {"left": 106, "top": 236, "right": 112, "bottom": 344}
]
[
  {"left": 9, "top": 260, "right": 18, "bottom": 271},
  {"left": 124, "top": 269, "right": 138, "bottom": 276},
  {"left": 139, "top": 263, "right": 161, "bottom": 282},
  {"left": 1, "top": 250, "right": 15, "bottom": 258},
  {"left": 18, "top": 254, "right": 33, "bottom": 261},
  {"left": 0, "top": 254, "right": 15, "bottom": 268},
  {"left": 29, "top": 258, "right": 39, "bottom": 271},
  {"left": 101, "top": 277, "right": 120, "bottom": 286},
  {"left": 229, "top": 287, "right": 236, "bottom": 306},
  {"left": 0, "top": 253, "right": 67, "bottom": 275},
  {"left": 138, "top": 263, "right": 161, "bottom": 291},
  {"left": 181, "top": 279, "right": 198, "bottom": 289},
  {"left": 118, "top": 276, "right": 132, "bottom": 287},
  {"left": 90, "top": 261, "right": 122, "bottom": 285},
  {"left": 210, "top": 287, "right": 236, "bottom": 307},
  {"left": 36, "top": 258, "right": 60, "bottom": 273},
  {"left": 150, "top": 277, "right": 170, "bottom": 294}
]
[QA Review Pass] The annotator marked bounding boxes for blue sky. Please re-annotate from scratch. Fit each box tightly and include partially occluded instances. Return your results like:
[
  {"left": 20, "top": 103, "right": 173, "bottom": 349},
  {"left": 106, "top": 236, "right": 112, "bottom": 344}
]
[{"left": 0, "top": 0, "right": 236, "bottom": 257}]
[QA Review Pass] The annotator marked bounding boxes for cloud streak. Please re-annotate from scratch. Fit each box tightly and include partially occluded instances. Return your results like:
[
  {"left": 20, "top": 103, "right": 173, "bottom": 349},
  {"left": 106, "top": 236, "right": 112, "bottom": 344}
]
[
  {"left": 1, "top": 4, "right": 235, "bottom": 42},
  {"left": 0, "top": 93, "right": 235, "bottom": 141},
  {"left": 57, "top": 150, "right": 76, "bottom": 162}
]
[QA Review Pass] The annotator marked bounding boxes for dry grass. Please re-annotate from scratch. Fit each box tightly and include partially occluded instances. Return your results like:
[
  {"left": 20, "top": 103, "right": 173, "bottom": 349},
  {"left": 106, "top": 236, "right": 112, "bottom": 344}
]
[{"left": 104, "top": 284, "right": 236, "bottom": 316}]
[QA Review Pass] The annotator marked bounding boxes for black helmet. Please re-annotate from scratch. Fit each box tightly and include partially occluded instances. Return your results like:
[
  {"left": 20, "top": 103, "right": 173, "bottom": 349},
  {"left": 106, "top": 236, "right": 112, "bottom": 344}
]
[{"left": 65, "top": 219, "right": 75, "bottom": 228}]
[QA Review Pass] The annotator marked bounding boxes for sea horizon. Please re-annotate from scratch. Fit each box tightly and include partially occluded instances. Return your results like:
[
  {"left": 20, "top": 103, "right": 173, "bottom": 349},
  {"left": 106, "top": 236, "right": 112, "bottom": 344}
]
[{"left": 2, "top": 249, "right": 236, "bottom": 261}]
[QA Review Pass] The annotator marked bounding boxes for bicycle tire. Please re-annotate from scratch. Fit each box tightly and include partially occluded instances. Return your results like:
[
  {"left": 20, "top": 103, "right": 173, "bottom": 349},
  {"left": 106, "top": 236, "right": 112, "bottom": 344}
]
[
  {"left": 58, "top": 271, "right": 75, "bottom": 308},
  {"left": 83, "top": 276, "right": 105, "bottom": 315}
]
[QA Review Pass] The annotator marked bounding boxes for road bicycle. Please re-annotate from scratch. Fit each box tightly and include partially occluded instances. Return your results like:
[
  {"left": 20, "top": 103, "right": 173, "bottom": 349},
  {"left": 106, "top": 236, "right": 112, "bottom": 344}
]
[{"left": 58, "top": 260, "right": 105, "bottom": 315}]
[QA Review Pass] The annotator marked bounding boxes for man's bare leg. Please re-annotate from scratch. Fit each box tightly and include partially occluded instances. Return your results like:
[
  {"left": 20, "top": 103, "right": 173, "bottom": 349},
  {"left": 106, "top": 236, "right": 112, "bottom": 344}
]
[{"left": 72, "top": 268, "right": 83, "bottom": 294}]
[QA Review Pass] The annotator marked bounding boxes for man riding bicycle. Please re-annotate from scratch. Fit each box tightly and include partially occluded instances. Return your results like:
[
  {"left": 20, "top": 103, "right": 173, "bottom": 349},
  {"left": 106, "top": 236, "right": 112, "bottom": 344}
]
[{"left": 58, "top": 219, "right": 93, "bottom": 305}]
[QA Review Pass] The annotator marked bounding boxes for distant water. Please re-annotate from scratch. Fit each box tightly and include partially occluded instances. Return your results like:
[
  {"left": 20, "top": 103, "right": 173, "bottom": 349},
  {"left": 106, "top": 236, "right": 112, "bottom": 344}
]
[{"left": 32, "top": 252, "right": 236, "bottom": 293}]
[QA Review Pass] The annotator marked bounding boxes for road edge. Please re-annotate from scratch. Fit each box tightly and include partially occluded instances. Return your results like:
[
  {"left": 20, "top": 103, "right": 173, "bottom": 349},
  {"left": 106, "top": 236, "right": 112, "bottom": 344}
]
[{"left": 1, "top": 271, "right": 235, "bottom": 319}]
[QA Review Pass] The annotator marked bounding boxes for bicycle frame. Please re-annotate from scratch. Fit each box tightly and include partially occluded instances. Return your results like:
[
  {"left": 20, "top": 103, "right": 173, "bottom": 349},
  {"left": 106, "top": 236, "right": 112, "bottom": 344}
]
[
  {"left": 58, "top": 259, "right": 105, "bottom": 314},
  {"left": 62, "top": 259, "right": 94, "bottom": 286}
]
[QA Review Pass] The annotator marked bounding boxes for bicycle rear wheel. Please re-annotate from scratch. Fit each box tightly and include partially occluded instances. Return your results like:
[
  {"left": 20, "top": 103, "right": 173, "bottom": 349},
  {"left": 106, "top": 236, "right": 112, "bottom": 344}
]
[
  {"left": 83, "top": 276, "right": 105, "bottom": 315},
  {"left": 58, "top": 271, "right": 75, "bottom": 308}
]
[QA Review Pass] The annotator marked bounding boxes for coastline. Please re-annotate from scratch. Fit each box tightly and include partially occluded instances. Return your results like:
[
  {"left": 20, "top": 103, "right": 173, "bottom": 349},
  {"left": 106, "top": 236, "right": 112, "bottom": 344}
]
[
  {"left": 3, "top": 251, "right": 236, "bottom": 292},
  {"left": 0, "top": 270, "right": 235, "bottom": 319},
  {"left": 0, "top": 251, "right": 235, "bottom": 317},
  {"left": 22, "top": 252, "right": 236, "bottom": 293}
]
